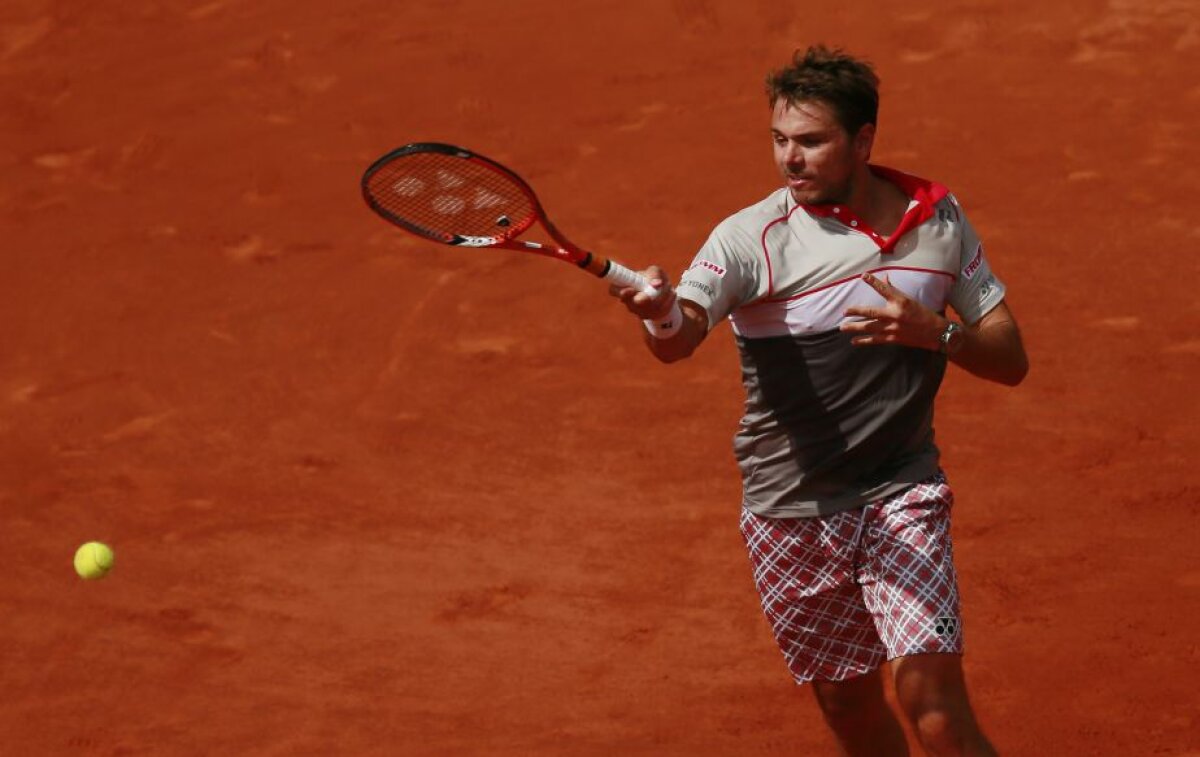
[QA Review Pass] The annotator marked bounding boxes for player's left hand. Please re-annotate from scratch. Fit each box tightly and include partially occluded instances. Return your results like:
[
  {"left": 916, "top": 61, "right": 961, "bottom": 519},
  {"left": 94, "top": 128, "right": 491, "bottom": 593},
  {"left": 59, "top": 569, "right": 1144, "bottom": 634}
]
[{"left": 840, "top": 272, "right": 946, "bottom": 351}]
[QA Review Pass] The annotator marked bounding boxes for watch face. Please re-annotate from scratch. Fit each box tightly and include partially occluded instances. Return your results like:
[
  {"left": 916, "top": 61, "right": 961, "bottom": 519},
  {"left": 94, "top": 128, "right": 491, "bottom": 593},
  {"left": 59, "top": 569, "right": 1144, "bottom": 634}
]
[{"left": 941, "top": 323, "right": 962, "bottom": 353}]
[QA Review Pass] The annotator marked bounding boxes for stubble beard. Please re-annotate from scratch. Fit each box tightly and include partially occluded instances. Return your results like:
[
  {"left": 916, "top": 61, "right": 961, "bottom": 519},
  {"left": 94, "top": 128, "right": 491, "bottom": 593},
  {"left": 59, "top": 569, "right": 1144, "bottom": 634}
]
[
  {"left": 788, "top": 178, "right": 852, "bottom": 207},
  {"left": 783, "top": 157, "right": 856, "bottom": 205}
]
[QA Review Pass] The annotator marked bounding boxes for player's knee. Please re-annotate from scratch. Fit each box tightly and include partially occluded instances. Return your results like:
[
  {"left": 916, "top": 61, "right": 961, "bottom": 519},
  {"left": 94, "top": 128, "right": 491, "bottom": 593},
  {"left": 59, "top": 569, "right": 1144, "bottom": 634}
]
[
  {"left": 913, "top": 707, "right": 955, "bottom": 747},
  {"left": 908, "top": 705, "right": 980, "bottom": 754}
]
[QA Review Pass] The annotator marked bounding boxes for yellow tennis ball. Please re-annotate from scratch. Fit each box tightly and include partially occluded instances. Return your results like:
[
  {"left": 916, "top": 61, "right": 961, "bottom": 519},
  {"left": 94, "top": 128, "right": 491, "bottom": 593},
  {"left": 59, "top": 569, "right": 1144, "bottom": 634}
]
[{"left": 74, "top": 541, "right": 115, "bottom": 580}]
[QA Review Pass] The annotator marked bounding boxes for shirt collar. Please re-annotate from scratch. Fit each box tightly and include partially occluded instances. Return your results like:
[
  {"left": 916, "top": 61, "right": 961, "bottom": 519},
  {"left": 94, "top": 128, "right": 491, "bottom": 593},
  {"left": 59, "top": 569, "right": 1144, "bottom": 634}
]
[{"left": 790, "top": 165, "right": 950, "bottom": 254}]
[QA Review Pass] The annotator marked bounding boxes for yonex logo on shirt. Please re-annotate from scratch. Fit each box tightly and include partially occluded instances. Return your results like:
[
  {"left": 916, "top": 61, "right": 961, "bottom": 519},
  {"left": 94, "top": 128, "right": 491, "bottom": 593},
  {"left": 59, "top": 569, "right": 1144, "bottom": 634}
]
[{"left": 681, "top": 280, "right": 716, "bottom": 299}]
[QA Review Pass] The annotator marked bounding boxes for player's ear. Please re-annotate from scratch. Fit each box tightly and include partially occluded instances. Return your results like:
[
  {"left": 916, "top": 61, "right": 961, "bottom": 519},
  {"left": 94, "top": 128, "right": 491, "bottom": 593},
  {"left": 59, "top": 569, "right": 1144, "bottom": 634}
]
[{"left": 854, "top": 122, "right": 876, "bottom": 161}]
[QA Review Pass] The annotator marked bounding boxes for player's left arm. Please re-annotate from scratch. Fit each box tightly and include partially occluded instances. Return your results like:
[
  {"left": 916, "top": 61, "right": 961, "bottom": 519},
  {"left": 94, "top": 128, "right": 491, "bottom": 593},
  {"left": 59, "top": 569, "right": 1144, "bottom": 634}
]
[
  {"left": 942, "top": 299, "right": 1028, "bottom": 386},
  {"left": 841, "top": 272, "right": 1028, "bottom": 386}
]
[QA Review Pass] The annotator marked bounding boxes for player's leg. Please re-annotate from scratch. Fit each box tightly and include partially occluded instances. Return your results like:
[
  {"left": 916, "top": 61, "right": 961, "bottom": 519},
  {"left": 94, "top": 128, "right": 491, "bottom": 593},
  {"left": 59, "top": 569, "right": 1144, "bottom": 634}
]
[
  {"left": 739, "top": 507, "right": 902, "bottom": 752},
  {"left": 858, "top": 472, "right": 996, "bottom": 756},
  {"left": 811, "top": 668, "right": 909, "bottom": 756},
  {"left": 892, "top": 653, "right": 996, "bottom": 756}
]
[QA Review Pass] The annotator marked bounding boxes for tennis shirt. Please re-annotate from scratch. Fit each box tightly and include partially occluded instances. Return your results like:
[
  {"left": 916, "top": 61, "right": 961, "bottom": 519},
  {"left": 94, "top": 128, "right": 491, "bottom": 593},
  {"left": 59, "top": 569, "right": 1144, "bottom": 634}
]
[{"left": 678, "top": 166, "right": 1006, "bottom": 519}]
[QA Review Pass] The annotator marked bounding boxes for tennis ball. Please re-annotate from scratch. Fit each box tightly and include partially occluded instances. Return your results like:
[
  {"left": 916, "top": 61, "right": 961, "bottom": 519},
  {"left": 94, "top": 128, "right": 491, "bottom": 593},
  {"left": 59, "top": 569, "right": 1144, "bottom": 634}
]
[{"left": 74, "top": 541, "right": 115, "bottom": 580}]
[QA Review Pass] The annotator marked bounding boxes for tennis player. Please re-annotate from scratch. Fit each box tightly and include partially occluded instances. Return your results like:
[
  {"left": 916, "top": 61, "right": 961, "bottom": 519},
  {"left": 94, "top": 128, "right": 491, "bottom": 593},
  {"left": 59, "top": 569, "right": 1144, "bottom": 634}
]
[{"left": 613, "top": 46, "right": 1027, "bottom": 756}]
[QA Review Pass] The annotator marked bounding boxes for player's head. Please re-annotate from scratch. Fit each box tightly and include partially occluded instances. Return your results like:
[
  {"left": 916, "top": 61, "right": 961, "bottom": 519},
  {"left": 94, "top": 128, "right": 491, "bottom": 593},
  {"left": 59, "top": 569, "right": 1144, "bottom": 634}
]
[
  {"left": 766, "top": 46, "right": 880, "bottom": 137},
  {"left": 765, "top": 46, "right": 880, "bottom": 205}
]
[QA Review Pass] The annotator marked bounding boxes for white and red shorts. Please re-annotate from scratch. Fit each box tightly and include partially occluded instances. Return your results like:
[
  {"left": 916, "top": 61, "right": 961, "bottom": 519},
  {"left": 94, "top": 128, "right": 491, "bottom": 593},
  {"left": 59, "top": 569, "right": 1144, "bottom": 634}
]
[{"left": 739, "top": 472, "right": 962, "bottom": 684}]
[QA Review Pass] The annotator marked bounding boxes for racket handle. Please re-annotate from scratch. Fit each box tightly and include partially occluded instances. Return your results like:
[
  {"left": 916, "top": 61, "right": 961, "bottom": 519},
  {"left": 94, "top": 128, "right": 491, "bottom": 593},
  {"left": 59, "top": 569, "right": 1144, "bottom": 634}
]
[{"left": 600, "top": 259, "right": 659, "bottom": 297}]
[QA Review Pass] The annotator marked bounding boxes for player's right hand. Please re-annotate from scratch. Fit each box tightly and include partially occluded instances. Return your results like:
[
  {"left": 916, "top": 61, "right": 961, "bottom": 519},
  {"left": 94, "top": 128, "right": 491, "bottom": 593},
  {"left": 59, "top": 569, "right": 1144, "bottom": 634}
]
[{"left": 610, "top": 265, "right": 676, "bottom": 320}]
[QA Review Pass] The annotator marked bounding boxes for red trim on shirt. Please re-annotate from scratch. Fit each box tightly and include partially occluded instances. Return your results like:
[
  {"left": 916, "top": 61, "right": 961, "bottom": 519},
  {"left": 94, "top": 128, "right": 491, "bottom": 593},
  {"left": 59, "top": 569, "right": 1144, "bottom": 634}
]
[
  {"left": 758, "top": 203, "right": 805, "bottom": 299},
  {"left": 800, "top": 166, "right": 949, "bottom": 254},
  {"left": 747, "top": 266, "right": 955, "bottom": 306},
  {"left": 752, "top": 168, "right": 949, "bottom": 301}
]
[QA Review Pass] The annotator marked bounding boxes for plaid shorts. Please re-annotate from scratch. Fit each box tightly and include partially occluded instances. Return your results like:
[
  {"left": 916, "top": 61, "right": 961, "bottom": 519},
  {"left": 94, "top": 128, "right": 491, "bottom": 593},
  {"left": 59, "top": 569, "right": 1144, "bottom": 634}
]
[{"left": 739, "top": 472, "right": 962, "bottom": 684}]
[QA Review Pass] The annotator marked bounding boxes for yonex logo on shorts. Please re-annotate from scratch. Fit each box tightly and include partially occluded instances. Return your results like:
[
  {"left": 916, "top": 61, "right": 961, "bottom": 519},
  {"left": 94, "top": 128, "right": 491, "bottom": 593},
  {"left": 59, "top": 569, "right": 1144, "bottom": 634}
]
[{"left": 934, "top": 616, "right": 959, "bottom": 637}]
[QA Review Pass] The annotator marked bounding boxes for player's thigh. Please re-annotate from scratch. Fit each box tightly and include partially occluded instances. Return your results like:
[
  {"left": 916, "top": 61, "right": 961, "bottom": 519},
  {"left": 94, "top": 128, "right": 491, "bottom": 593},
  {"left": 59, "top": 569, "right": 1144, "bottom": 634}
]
[
  {"left": 891, "top": 652, "right": 970, "bottom": 709},
  {"left": 740, "top": 507, "right": 887, "bottom": 683},
  {"left": 859, "top": 473, "right": 962, "bottom": 657}
]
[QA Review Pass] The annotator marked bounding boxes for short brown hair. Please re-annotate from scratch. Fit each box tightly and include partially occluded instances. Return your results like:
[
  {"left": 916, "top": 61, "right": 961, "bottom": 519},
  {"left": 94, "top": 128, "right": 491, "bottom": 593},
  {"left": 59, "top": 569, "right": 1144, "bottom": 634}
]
[{"left": 766, "top": 45, "right": 880, "bottom": 136}]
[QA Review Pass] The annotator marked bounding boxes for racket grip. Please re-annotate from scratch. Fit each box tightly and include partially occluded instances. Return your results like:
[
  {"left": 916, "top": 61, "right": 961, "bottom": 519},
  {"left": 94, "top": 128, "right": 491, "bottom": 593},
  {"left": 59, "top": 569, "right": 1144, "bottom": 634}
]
[{"left": 603, "top": 259, "right": 659, "bottom": 297}]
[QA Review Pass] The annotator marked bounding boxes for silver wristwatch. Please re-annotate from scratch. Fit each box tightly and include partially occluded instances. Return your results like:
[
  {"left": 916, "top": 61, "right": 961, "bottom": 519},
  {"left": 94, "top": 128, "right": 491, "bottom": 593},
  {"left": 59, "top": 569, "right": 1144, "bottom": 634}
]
[{"left": 938, "top": 321, "right": 964, "bottom": 355}]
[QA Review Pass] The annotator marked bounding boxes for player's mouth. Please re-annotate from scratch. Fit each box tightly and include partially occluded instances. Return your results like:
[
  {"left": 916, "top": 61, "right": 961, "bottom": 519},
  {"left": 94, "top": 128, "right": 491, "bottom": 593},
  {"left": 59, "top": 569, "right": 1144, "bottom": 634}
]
[{"left": 786, "top": 174, "right": 814, "bottom": 188}]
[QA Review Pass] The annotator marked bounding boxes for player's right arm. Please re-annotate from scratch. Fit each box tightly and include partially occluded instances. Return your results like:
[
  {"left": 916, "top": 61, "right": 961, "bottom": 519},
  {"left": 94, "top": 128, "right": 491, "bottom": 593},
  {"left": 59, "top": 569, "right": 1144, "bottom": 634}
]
[
  {"left": 614, "top": 216, "right": 762, "bottom": 361},
  {"left": 611, "top": 265, "right": 709, "bottom": 363}
]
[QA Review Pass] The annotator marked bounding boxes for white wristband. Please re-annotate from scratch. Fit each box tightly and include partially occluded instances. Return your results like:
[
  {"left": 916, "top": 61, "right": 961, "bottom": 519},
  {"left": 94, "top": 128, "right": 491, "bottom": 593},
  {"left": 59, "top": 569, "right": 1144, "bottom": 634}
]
[{"left": 643, "top": 300, "right": 683, "bottom": 339}]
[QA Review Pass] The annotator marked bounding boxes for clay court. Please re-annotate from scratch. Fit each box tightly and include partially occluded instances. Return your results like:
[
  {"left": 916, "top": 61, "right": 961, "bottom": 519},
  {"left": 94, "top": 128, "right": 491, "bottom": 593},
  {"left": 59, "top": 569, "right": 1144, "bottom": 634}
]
[{"left": 2, "top": 0, "right": 1197, "bottom": 754}]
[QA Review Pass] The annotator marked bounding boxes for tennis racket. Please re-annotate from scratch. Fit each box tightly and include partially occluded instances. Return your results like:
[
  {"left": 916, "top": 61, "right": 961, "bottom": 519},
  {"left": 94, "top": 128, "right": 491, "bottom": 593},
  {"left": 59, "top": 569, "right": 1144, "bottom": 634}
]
[{"left": 361, "top": 143, "right": 657, "bottom": 295}]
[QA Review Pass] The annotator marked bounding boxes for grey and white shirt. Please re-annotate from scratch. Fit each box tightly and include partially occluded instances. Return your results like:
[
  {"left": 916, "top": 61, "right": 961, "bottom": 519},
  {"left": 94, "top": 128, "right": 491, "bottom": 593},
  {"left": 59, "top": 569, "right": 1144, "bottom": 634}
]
[{"left": 679, "top": 166, "right": 1006, "bottom": 518}]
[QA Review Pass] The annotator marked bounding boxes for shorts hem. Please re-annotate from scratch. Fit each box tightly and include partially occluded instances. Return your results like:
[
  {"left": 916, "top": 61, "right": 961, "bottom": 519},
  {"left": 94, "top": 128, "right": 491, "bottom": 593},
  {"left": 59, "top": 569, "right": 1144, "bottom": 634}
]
[
  {"left": 796, "top": 663, "right": 888, "bottom": 686},
  {"left": 886, "top": 649, "right": 965, "bottom": 663}
]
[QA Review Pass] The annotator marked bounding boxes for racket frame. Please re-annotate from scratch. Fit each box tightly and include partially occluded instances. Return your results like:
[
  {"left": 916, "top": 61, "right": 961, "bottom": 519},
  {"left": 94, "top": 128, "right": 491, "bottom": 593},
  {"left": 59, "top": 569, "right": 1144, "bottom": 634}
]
[{"left": 361, "top": 142, "right": 653, "bottom": 289}]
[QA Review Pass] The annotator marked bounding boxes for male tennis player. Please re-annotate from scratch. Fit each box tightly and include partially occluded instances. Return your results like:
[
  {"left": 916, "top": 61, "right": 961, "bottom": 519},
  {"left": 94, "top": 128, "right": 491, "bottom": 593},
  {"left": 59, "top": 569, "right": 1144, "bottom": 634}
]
[{"left": 612, "top": 46, "right": 1027, "bottom": 756}]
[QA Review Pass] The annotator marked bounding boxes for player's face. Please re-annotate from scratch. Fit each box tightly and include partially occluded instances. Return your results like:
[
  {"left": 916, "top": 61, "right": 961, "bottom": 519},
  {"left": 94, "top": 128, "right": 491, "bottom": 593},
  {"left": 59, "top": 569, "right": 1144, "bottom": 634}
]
[{"left": 771, "top": 99, "right": 873, "bottom": 206}]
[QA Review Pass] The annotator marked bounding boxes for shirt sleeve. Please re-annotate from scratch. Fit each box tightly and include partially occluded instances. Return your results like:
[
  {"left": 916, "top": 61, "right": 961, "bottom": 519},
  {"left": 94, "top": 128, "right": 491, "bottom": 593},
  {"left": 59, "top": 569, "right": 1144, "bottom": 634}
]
[
  {"left": 947, "top": 201, "right": 1007, "bottom": 326},
  {"left": 676, "top": 219, "right": 764, "bottom": 330}
]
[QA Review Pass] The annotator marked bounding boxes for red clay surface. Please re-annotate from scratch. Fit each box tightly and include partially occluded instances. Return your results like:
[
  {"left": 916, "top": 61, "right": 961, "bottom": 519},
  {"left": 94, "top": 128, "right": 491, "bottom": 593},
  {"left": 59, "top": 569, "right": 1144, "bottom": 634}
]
[{"left": 2, "top": 1, "right": 1198, "bottom": 754}]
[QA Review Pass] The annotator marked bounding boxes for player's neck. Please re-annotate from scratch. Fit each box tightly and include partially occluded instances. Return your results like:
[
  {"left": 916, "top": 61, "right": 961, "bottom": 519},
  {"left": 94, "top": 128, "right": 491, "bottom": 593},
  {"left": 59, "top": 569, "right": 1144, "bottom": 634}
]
[{"left": 846, "top": 167, "right": 908, "bottom": 238}]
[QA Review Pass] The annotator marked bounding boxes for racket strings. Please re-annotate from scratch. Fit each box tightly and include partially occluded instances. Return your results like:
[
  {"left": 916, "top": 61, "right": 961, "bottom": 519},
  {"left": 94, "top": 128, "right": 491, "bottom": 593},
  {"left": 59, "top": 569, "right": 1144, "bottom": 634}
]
[{"left": 365, "top": 152, "right": 536, "bottom": 240}]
